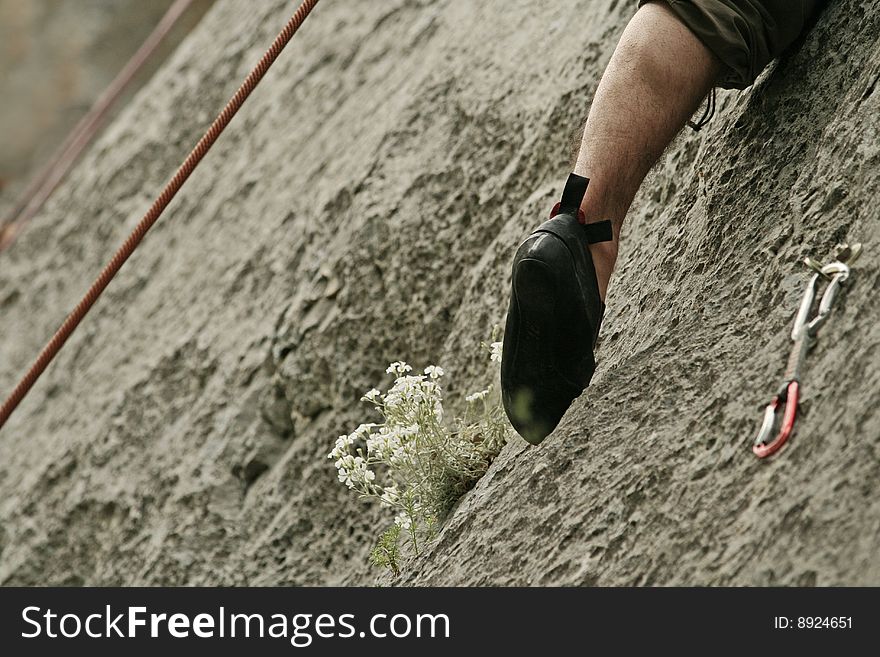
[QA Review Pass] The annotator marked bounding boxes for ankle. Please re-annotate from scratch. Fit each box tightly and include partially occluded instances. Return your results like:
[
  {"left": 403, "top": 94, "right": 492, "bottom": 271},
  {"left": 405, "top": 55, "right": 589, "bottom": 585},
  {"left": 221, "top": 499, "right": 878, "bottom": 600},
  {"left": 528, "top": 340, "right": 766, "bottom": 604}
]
[{"left": 587, "top": 239, "right": 617, "bottom": 303}]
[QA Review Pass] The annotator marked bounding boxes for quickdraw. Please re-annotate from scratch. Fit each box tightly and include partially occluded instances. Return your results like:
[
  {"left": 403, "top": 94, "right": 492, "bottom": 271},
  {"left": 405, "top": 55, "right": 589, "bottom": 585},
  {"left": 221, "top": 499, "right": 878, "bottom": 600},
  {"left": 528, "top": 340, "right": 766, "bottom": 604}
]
[{"left": 752, "top": 244, "right": 861, "bottom": 458}]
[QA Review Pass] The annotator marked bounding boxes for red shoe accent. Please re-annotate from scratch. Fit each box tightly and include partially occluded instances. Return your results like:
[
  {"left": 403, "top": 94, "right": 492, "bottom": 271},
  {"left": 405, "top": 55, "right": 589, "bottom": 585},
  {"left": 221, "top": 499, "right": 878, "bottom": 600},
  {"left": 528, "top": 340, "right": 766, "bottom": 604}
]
[{"left": 550, "top": 201, "right": 586, "bottom": 224}]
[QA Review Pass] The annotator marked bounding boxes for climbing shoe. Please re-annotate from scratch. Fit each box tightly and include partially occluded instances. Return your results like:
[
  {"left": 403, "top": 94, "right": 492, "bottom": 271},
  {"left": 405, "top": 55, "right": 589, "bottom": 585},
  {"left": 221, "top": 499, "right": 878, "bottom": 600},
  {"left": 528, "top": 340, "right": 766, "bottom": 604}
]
[{"left": 501, "top": 173, "right": 612, "bottom": 444}]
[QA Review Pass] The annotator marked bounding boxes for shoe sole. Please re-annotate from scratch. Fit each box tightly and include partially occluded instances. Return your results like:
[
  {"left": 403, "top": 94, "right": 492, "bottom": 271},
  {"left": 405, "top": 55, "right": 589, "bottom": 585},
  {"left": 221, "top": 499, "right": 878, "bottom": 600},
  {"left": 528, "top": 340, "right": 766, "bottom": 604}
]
[{"left": 506, "top": 252, "right": 564, "bottom": 444}]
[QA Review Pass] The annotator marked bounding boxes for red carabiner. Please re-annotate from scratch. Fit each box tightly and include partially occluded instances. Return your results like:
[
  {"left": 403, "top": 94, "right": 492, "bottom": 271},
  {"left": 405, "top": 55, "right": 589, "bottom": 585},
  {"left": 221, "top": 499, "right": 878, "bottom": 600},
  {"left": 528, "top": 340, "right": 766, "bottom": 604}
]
[{"left": 753, "top": 380, "right": 799, "bottom": 458}]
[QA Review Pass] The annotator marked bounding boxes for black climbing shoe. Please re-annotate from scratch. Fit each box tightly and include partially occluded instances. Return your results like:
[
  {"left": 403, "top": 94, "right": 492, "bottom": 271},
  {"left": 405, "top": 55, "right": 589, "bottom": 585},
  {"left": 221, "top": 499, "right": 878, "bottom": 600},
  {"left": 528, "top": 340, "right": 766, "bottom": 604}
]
[{"left": 501, "top": 173, "right": 612, "bottom": 445}]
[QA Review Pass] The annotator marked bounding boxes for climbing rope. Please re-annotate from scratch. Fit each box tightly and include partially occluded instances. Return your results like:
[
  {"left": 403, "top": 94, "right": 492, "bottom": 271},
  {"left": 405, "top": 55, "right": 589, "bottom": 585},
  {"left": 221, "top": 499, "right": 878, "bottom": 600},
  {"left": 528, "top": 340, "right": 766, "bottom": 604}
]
[
  {"left": 0, "top": 0, "right": 195, "bottom": 253},
  {"left": 0, "top": 0, "right": 322, "bottom": 431},
  {"left": 752, "top": 243, "right": 861, "bottom": 458}
]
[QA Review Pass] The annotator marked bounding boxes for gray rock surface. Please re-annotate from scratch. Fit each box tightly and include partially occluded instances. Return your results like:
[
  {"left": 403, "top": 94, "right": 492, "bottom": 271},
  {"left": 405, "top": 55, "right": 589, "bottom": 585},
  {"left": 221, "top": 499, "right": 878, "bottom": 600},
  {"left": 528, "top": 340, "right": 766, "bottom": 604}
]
[
  {"left": 0, "top": 0, "right": 212, "bottom": 201},
  {"left": 0, "top": 0, "right": 878, "bottom": 586}
]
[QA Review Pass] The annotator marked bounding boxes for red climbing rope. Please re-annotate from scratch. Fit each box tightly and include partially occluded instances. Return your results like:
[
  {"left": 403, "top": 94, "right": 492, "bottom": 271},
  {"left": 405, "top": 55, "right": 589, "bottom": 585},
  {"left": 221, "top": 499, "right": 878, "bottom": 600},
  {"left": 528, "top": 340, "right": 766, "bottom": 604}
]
[
  {"left": 0, "top": 0, "right": 322, "bottom": 431},
  {"left": 0, "top": 0, "right": 195, "bottom": 253}
]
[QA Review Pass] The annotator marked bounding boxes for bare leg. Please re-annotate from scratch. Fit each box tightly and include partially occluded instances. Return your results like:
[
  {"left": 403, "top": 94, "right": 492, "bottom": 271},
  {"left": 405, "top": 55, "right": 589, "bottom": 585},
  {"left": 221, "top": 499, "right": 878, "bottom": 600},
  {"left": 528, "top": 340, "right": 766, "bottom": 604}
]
[
  {"left": 500, "top": 2, "right": 723, "bottom": 444},
  {"left": 574, "top": 1, "right": 721, "bottom": 301}
]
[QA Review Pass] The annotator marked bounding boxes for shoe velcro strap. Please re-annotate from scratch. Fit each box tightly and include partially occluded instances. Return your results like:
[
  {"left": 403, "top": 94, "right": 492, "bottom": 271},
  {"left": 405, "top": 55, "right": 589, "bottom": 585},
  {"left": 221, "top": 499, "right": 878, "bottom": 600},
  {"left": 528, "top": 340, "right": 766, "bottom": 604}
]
[
  {"left": 584, "top": 220, "right": 613, "bottom": 244},
  {"left": 559, "top": 173, "right": 589, "bottom": 216},
  {"left": 554, "top": 173, "right": 614, "bottom": 243}
]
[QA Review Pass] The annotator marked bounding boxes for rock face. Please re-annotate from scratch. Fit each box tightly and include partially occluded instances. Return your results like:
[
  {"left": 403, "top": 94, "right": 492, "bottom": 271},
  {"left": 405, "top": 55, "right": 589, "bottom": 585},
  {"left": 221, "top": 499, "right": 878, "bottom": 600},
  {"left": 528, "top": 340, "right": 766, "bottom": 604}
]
[
  {"left": 0, "top": 0, "right": 212, "bottom": 203},
  {"left": 0, "top": 0, "right": 878, "bottom": 586}
]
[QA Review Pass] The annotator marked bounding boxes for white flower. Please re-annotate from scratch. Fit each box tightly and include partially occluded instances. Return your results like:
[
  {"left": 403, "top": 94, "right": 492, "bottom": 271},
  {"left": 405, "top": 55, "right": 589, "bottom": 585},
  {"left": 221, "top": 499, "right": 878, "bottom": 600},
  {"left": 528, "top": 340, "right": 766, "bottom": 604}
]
[
  {"left": 466, "top": 389, "right": 490, "bottom": 403},
  {"left": 366, "top": 433, "right": 391, "bottom": 459},
  {"left": 394, "top": 513, "right": 412, "bottom": 530},
  {"left": 361, "top": 388, "right": 382, "bottom": 402},
  {"left": 380, "top": 485, "right": 399, "bottom": 508},
  {"left": 424, "top": 365, "right": 444, "bottom": 379},
  {"left": 328, "top": 433, "right": 355, "bottom": 459},
  {"left": 353, "top": 423, "right": 376, "bottom": 438},
  {"left": 330, "top": 450, "right": 377, "bottom": 490},
  {"left": 386, "top": 361, "right": 412, "bottom": 375},
  {"left": 383, "top": 374, "right": 433, "bottom": 413},
  {"left": 490, "top": 341, "right": 503, "bottom": 363},
  {"left": 332, "top": 340, "right": 512, "bottom": 555},
  {"left": 390, "top": 444, "right": 409, "bottom": 465}
]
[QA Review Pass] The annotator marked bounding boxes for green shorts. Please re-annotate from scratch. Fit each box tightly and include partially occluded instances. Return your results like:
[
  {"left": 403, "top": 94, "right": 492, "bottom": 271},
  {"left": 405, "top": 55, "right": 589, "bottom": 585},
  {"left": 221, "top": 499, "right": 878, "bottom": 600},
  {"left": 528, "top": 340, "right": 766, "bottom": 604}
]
[{"left": 639, "top": 1, "right": 822, "bottom": 89}]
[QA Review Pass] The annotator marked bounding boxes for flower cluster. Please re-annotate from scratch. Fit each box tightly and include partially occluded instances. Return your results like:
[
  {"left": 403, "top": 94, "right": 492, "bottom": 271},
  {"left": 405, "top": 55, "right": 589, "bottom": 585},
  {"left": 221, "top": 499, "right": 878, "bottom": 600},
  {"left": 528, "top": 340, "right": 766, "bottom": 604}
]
[
  {"left": 490, "top": 341, "right": 502, "bottom": 363},
  {"left": 330, "top": 342, "right": 509, "bottom": 573}
]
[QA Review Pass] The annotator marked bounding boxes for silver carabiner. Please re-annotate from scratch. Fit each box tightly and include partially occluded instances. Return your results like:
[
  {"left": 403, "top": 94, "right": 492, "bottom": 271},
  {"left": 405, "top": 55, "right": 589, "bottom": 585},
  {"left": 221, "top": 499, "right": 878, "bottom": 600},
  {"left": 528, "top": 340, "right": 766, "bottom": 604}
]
[{"left": 791, "top": 262, "right": 850, "bottom": 341}]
